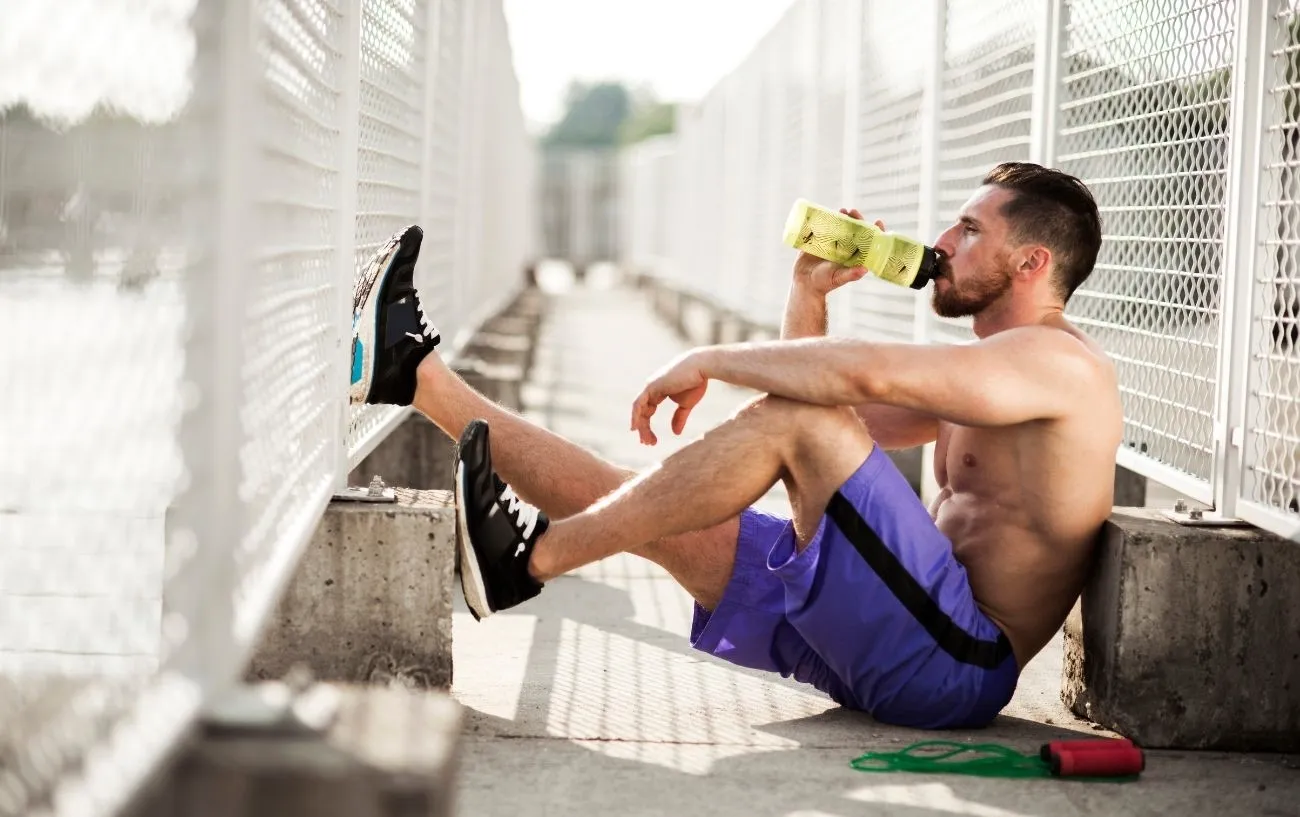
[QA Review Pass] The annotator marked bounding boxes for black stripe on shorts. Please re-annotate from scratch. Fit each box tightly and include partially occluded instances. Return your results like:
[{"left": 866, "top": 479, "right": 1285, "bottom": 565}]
[{"left": 826, "top": 492, "right": 1013, "bottom": 670}]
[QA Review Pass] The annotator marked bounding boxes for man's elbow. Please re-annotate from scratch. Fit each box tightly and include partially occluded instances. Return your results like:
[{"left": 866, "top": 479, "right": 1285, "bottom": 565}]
[{"left": 850, "top": 369, "right": 887, "bottom": 404}]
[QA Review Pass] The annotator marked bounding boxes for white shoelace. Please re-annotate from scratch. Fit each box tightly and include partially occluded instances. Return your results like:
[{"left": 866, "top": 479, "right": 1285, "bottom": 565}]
[{"left": 500, "top": 483, "right": 540, "bottom": 540}]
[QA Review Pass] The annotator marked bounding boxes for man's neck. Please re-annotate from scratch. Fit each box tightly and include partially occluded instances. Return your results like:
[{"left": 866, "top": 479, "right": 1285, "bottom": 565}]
[{"left": 971, "top": 296, "right": 1066, "bottom": 339}]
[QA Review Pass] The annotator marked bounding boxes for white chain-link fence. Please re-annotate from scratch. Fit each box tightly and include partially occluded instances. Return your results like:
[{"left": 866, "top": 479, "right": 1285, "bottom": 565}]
[
  {"left": 619, "top": 0, "right": 1300, "bottom": 541},
  {"left": 0, "top": 0, "right": 534, "bottom": 813}
]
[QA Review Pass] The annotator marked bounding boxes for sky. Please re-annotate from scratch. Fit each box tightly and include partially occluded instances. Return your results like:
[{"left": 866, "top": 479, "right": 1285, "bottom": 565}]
[{"left": 501, "top": 0, "right": 799, "bottom": 133}]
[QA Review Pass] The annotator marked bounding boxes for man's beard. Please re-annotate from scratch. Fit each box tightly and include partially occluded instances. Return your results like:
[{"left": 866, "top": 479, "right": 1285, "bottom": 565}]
[{"left": 931, "top": 261, "right": 1015, "bottom": 319}]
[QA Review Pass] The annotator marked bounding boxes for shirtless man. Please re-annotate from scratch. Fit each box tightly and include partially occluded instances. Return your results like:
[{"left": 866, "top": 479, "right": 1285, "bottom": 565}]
[{"left": 348, "top": 161, "right": 1123, "bottom": 729}]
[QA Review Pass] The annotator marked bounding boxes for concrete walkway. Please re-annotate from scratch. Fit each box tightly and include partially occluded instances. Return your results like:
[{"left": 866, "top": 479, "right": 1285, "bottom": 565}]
[{"left": 449, "top": 274, "right": 1300, "bottom": 817}]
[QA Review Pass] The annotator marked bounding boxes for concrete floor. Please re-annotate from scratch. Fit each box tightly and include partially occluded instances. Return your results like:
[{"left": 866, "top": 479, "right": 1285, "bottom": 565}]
[{"left": 449, "top": 277, "right": 1300, "bottom": 817}]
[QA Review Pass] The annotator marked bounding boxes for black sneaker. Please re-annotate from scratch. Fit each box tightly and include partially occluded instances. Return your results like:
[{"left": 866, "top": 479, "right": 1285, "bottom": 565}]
[
  {"left": 350, "top": 225, "right": 440, "bottom": 406},
  {"left": 454, "top": 419, "right": 548, "bottom": 620}
]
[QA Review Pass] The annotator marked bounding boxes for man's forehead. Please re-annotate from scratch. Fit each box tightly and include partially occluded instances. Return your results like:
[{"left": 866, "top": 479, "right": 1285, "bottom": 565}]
[{"left": 958, "top": 185, "right": 1013, "bottom": 224}]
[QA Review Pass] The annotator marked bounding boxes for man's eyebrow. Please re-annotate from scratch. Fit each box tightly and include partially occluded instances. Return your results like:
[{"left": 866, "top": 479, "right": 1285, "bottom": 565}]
[{"left": 959, "top": 214, "right": 981, "bottom": 228}]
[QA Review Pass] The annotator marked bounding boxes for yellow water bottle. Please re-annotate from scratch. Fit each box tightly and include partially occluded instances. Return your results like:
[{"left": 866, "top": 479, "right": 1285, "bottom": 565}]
[{"left": 781, "top": 199, "right": 939, "bottom": 290}]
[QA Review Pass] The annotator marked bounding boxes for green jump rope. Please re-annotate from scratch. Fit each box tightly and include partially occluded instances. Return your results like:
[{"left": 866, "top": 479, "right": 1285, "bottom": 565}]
[{"left": 850, "top": 738, "right": 1144, "bottom": 782}]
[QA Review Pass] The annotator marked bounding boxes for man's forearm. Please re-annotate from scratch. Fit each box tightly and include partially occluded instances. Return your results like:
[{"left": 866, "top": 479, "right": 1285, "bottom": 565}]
[
  {"left": 698, "top": 338, "right": 872, "bottom": 406},
  {"left": 780, "top": 286, "right": 828, "bottom": 340}
]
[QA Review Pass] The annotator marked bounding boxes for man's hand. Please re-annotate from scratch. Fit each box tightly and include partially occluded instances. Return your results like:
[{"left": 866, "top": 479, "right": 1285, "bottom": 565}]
[
  {"left": 791, "top": 208, "right": 882, "bottom": 296},
  {"left": 630, "top": 350, "right": 711, "bottom": 445}
]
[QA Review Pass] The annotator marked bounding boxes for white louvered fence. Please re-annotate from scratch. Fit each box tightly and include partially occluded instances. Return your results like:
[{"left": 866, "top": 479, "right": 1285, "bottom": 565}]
[{"left": 619, "top": 0, "right": 1300, "bottom": 542}]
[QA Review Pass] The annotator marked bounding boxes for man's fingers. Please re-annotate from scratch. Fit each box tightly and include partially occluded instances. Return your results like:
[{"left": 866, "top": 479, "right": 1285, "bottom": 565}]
[
  {"left": 671, "top": 403, "right": 692, "bottom": 436},
  {"left": 631, "top": 389, "right": 661, "bottom": 445},
  {"left": 834, "top": 266, "right": 867, "bottom": 287}
]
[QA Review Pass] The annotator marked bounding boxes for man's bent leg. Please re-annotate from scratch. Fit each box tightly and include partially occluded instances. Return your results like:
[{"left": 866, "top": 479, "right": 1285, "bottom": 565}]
[
  {"left": 349, "top": 225, "right": 735, "bottom": 608},
  {"left": 528, "top": 395, "right": 875, "bottom": 582},
  {"left": 414, "top": 352, "right": 738, "bottom": 608}
]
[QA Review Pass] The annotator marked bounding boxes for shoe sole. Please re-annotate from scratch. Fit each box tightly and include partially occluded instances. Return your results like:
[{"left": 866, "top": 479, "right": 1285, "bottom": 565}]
[
  {"left": 455, "top": 460, "right": 492, "bottom": 621},
  {"left": 350, "top": 229, "right": 419, "bottom": 405}
]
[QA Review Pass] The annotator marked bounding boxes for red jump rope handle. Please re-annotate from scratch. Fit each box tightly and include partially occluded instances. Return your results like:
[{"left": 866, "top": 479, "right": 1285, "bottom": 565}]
[
  {"left": 1051, "top": 745, "right": 1145, "bottom": 777},
  {"left": 1039, "top": 737, "right": 1135, "bottom": 762}
]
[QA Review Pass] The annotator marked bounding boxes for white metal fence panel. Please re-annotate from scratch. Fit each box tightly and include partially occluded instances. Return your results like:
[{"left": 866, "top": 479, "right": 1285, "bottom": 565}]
[
  {"left": 1240, "top": 1, "right": 1300, "bottom": 535},
  {"left": 0, "top": 0, "right": 534, "bottom": 811},
  {"left": 419, "top": 0, "right": 464, "bottom": 342},
  {"left": 617, "top": 0, "right": 1299, "bottom": 540},
  {"left": 1057, "top": 0, "right": 1236, "bottom": 496},
  {"left": 236, "top": 0, "right": 357, "bottom": 645},
  {"left": 842, "top": 0, "right": 927, "bottom": 343},
  {"left": 345, "top": 0, "right": 429, "bottom": 464},
  {"left": 931, "top": 0, "right": 1038, "bottom": 345}
]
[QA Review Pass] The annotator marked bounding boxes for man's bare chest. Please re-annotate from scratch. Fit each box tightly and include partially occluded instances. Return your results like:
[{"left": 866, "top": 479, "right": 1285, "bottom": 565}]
[{"left": 934, "top": 423, "right": 1017, "bottom": 491}]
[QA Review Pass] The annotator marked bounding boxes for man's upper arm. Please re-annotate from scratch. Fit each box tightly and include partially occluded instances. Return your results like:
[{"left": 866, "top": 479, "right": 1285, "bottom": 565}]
[{"left": 862, "top": 327, "right": 1103, "bottom": 428}]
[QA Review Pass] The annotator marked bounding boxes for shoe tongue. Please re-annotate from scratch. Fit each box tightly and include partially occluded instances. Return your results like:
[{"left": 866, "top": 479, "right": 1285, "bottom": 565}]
[{"left": 383, "top": 296, "right": 424, "bottom": 349}]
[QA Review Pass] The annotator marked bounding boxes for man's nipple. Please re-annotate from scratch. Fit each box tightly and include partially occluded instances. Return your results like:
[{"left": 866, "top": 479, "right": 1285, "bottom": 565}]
[{"left": 962, "top": 453, "right": 977, "bottom": 468}]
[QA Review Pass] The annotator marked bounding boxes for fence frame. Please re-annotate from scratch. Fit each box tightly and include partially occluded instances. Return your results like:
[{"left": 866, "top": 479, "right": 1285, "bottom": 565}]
[
  {"left": 332, "top": 2, "right": 364, "bottom": 491},
  {"left": 1212, "top": 0, "right": 1270, "bottom": 522},
  {"left": 1230, "top": 0, "right": 1300, "bottom": 540}
]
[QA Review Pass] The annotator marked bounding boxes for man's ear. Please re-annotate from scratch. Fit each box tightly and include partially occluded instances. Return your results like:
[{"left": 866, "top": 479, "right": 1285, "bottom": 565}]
[{"left": 1018, "top": 246, "right": 1051, "bottom": 281}]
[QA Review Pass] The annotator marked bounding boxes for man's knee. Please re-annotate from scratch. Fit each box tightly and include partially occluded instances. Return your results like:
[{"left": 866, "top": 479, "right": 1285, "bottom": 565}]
[{"left": 740, "top": 395, "right": 862, "bottom": 440}]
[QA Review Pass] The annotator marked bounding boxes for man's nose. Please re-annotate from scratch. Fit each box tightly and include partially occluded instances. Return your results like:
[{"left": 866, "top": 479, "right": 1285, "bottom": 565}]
[{"left": 933, "top": 226, "right": 956, "bottom": 256}]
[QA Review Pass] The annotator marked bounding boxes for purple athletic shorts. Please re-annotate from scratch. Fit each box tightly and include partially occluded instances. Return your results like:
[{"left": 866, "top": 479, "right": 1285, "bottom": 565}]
[{"left": 690, "top": 445, "right": 1019, "bottom": 729}]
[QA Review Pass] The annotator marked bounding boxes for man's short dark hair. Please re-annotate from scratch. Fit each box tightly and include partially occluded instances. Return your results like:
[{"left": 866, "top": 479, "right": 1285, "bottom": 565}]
[{"left": 982, "top": 162, "right": 1102, "bottom": 302}]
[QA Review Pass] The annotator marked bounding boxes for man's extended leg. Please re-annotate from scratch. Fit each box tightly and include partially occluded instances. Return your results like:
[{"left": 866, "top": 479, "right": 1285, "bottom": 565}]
[
  {"left": 347, "top": 224, "right": 737, "bottom": 607},
  {"left": 453, "top": 394, "right": 874, "bottom": 617}
]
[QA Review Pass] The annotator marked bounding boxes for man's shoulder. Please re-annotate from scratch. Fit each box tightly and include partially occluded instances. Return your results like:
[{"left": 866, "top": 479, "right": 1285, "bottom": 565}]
[{"left": 993, "top": 322, "right": 1111, "bottom": 366}]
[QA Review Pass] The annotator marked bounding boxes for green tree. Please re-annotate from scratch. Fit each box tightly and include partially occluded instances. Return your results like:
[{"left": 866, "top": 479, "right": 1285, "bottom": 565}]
[
  {"left": 619, "top": 100, "right": 675, "bottom": 145},
  {"left": 542, "top": 81, "right": 632, "bottom": 148}
]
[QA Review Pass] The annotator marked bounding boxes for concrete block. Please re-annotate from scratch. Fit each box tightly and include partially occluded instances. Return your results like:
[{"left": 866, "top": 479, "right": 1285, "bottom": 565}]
[
  {"left": 482, "top": 314, "right": 541, "bottom": 347},
  {"left": 1113, "top": 464, "right": 1147, "bottom": 507},
  {"left": 884, "top": 446, "right": 924, "bottom": 496},
  {"left": 680, "top": 296, "right": 717, "bottom": 347},
  {"left": 248, "top": 490, "right": 456, "bottom": 690},
  {"left": 129, "top": 684, "right": 462, "bottom": 817},
  {"left": 455, "top": 360, "right": 524, "bottom": 413},
  {"left": 710, "top": 311, "right": 750, "bottom": 346},
  {"left": 1062, "top": 508, "right": 1300, "bottom": 750},
  {"left": 462, "top": 332, "right": 533, "bottom": 377},
  {"left": 349, "top": 414, "right": 455, "bottom": 493}
]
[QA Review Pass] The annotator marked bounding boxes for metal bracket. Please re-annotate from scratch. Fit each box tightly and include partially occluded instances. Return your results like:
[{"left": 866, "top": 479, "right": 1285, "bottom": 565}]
[
  {"left": 333, "top": 475, "right": 397, "bottom": 504},
  {"left": 1160, "top": 499, "right": 1249, "bottom": 528},
  {"left": 203, "top": 667, "right": 340, "bottom": 736}
]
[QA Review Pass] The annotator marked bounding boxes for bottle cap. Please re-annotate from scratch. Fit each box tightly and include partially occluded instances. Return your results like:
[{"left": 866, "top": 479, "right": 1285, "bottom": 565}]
[{"left": 909, "top": 246, "right": 941, "bottom": 290}]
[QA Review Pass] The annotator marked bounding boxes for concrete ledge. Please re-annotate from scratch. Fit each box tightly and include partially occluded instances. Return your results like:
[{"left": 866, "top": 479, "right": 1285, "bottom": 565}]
[
  {"left": 130, "top": 685, "right": 462, "bottom": 817},
  {"left": 248, "top": 490, "right": 456, "bottom": 689},
  {"left": 350, "top": 414, "right": 455, "bottom": 493},
  {"left": 1063, "top": 507, "right": 1300, "bottom": 750}
]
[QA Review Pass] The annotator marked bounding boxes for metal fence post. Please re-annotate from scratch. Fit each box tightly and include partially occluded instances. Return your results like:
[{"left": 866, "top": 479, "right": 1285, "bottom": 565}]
[
  {"left": 166, "top": 0, "right": 256, "bottom": 701},
  {"left": 333, "top": 1, "right": 363, "bottom": 491},
  {"left": 1213, "top": 0, "right": 1271, "bottom": 520},
  {"left": 1028, "top": 0, "right": 1064, "bottom": 167},
  {"left": 453, "top": 0, "right": 478, "bottom": 340},
  {"left": 835, "top": 0, "right": 865, "bottom": 337},
  {"left": 916, "top": 0, "right": 946, "bottom": 504},
  {"left": 915, "top": 0, "right": 946, "bottom": 344}
]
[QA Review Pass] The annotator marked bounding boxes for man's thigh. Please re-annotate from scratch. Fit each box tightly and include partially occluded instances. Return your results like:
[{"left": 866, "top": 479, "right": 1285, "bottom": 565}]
[
  {"left": 774, "top": 446, "right": 1019, "bottom": 728},
  {"left": 687, "top": 506, "right": 854, "bottom": 705}
]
